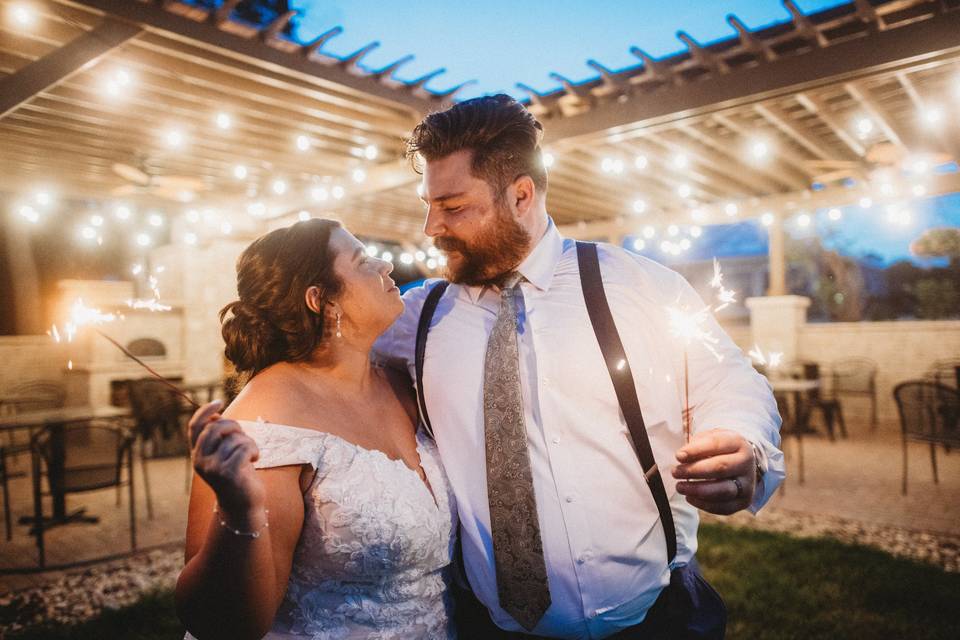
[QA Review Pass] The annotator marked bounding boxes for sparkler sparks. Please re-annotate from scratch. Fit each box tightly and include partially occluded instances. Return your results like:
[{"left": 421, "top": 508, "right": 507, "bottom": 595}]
[
  {"left": 748, "top": 345, "right": 783, "bottom": 369},
  {"left": 666, "top": 258, "right": 738, "bottom": 442}
]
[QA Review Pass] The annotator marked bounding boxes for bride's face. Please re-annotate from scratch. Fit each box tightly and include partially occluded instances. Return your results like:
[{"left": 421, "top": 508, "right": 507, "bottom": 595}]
[{"left": 327, "top": 227, "right": 404, "bottom": 336}]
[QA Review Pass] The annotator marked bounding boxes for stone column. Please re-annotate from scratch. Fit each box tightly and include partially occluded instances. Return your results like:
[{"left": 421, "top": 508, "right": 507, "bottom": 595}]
[
  {"left": 745, "top": 295, "right": 810, "bottom": 363},
  {"left": 767, "top": 212, "right": 787, "bottom": 296}
]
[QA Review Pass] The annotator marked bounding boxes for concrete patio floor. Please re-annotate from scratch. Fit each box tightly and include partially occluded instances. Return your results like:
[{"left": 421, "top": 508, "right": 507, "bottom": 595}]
[{"left": 1, "top": 421, "right": 957, "bottom": 595}]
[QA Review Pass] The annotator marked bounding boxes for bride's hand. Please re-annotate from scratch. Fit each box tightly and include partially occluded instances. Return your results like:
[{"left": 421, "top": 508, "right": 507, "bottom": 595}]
[{"left": 188, "top": 401, "right": 265, "bottom": 523}]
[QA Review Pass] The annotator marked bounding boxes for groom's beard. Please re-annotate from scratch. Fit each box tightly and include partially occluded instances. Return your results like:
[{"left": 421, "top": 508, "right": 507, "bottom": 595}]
[{"left": 435, "top": 202, "right": 531, "bottom": 286}]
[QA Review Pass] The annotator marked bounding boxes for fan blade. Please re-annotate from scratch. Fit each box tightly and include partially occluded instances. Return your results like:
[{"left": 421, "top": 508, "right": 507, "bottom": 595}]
[
  {"left": 153, "top": 175, "right": 207, "bottom": 190},
  {"left": 112, "top": 163, "right": 150, "bottom": 185},
  {"left": 110, "top": 184, "right": 142, "bottom": 196}
]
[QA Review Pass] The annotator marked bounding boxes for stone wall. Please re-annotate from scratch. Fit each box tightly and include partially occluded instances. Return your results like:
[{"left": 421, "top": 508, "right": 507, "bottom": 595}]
[{"left": 799, "top": 320, "right": 960, "bottom": 432}]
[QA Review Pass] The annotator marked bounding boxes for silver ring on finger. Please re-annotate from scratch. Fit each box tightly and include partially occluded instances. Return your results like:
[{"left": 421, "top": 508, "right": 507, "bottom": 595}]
[{"left": 732, "top": 477, "right": 743, "bottom": 500}]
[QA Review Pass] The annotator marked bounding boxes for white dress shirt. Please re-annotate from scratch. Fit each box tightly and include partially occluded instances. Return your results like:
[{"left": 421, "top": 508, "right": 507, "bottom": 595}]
[{"left": 374, "top": 219, "right": 784, "bottom": 639}]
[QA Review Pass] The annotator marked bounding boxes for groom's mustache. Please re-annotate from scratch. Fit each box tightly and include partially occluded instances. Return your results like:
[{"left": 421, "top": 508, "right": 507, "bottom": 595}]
[{"left": 434, "top": 236, "right": 470, "bottom": 254}]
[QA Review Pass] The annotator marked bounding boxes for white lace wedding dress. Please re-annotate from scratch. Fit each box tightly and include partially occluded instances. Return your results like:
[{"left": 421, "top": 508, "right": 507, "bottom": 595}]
[{"left": 185, "top": 419, "right": 458, "bottom": 640}]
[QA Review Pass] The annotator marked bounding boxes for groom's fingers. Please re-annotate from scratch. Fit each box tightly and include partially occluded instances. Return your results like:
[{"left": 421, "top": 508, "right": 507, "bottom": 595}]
[
  {"left": 673, "top": 451, "right": 750, "bottom": 481},
  {"left": 677, "top": 429, "right": 745, "bottom": 463}
]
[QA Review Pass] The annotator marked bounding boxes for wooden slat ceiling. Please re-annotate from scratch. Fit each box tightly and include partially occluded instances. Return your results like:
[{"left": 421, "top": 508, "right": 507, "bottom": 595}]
[{"left": 2, "top": 0, "right": 960, "bottom": 246}]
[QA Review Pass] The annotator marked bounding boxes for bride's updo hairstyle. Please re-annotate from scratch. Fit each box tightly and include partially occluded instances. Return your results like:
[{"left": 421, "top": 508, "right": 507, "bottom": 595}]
[{"left": 220, "top": 218, "right": 343, "bottom": 377}]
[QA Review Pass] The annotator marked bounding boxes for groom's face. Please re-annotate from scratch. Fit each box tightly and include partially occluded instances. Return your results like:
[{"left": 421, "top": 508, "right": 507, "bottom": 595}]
[{"left": 420, "top": 149, "right": 531, "bottom": 286}]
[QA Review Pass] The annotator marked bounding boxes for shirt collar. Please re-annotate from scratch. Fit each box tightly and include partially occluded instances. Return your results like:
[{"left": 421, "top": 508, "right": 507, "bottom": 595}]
[{"left": 463, "top": 217, "right": 564, "bottom": 304}]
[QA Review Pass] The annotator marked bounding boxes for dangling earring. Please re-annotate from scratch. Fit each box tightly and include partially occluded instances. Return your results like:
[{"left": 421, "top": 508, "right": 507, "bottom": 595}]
[{"left": 335, "top": 312, "right": 342, "bottom": 339}]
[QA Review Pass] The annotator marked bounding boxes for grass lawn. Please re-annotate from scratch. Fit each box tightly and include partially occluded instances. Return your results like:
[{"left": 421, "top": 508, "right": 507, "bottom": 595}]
[{"left": 8, "top": 523, "right": 960, "bottom": 639}]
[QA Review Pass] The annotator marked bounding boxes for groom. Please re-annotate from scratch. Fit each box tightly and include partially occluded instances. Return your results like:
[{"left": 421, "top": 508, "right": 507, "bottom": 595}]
[{"left": 374, "top": 94, "right": 784, "bottom": 639}]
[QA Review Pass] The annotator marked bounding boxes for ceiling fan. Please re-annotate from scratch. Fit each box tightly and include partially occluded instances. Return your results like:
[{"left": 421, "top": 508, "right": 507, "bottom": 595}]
[
  {"left": 805, "top": 142, "right": 952, "bottom": 185},
  {"left": 111, "top": 158, "right": 208, "bottom": 202}
]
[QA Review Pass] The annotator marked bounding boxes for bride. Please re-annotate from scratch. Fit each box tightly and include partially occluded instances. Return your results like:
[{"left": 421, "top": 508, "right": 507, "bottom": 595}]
[{"left": 175, "top": 218, "right": 457, "bottom": 639}]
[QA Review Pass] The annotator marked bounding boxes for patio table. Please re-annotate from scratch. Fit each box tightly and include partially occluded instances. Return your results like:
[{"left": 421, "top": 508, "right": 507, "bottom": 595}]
[
  {"left": 771, "top": 378, "right": 819, "bottom": 486},
  {"left": 0, "top": 406, "right": 130, "bottom": 531}
]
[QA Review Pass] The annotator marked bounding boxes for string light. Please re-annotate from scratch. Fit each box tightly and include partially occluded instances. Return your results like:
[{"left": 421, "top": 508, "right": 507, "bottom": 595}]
[
  {"left": 271, "top": 179, "right": 287, "bottom": 195},
  {"left": 215, "top": 112, "right": 232, "bottom": 130},
  {"left": 426, "top": 258, "right": 438, "bottom": 270},
  {"left": 690, "top": 226, "right": 702, "bottom": 238},
  {"left": 233, "top": 164, "right": 248, "bottom": 180},
  {"left": 364, "top": 144, "right": 379, "bottom": 160},
  {"left": 724, "top": 202, "right": 738, "bottom": 217},
  {"left": 17, "top": 205, "right": 39, "bottom": 224},
  {"left": 352, "top": 168, "right": 367, "bottom": 183},
  {"left": 667, "top": 224, "right": 679, "bottom": 237},
  {"left": 426, "top": 246, "right": 439, "bottom": 257},
  {"left": 760, "top": 212, "right": 774, "bottom": 226},
  {"left": 632, "top": 199, "right": 648, "bottom": 214},
  {"left": 184, "top": 209, "right": 200, "bottom": 223},
  {"left": 164, "top": 128, "right": 185, "bottom": 148},
  {"left": 542, "top": 152, "right": 555, "bottom": 168},
  {"left": 672, "top": 154, "right": 689, "bottom": 170},
  {"left": 311, "top": 186, "right": 329, "bottom": 202},
  {"left": 796, "top": 213, "right": 811, "bottom": 227},
  {"left": 114, "top": 204, "right": 132, "bottom": 221},
  {"left": 148, "top": 213, "right": 164, "bottom": 227},
  {"left": 920, "top": 106, "right": 943, "bottom": 128},
  {"left": 642, "top": 225, "right": 656, "bottom": 239},
  {"left": 601, "top": 158, "right": 624, "bottom": 174},
  {"left": 679, "top": 238, "right": 691, "bottom": 250},
  {"left": 135, "top": 233, "right": 152, "bottom": 247},
  {"left": 677, "top": 184, "right": 692, "bottom": 198},
  {"left": 748, "top": 139, "right": 770, "bottom": 163},
  {"left": 247, "top": 202, "right": 266, "bottom": 217},
  {"left": 33, "top": 190, "right": 54, "bottom": 207},
  {"left": 912, "top": 184, "right": 927, "bottom": 197},
  {"left": 400, "top": 253, "right": 414, "bottom": 265},
  {"left": 10, "top": 3, "right": 36, "bottom": 27},
  {"left": 365, "top": 245, "right": 379, "bottom": 257},
  {"left": 415, "top": 250, "right": 426, "bottom": 262},
  {"left": 90, "top": 214, "right": 104, "bottom": 227},
  {"left": 295, "top": 135, "right": 311, "bottom": 152},
  {"left": 220, "top": 221, "right": 233, "bottom": 235},
  {"left": 632, "top": 238, "right": 646, "bottom": 251},
  {"left": 102, "top": 68, "right": 133, "bottom": 99},
  {"left": 437, "top": 255, "right": 447, "bottom": 267},
  {"left": 298, "top": 210, "right": 311, "bottom": 221},
  {"left": 859, "top": 197, "right": 873, "bottom": 209},
  {"left": 855, "top": 117, "right": 874, "bottom": 138},
  {"left": 634, "top": 155, "right": 648, "bottom": 170},
  {"left": 828, "top": 208, "right": 842, "bottom": 221},
  {"left": 332, "top": 186, "right": 345, "bottom": 199},
  {"left": 183, "top": 232, "right": 198, "bottom": 245},
  {"left": 131, "top": 264, "right": 143, "bottom": 275},
  {"left": 381, "top": 251, "right": 394, "bottom": 262}
]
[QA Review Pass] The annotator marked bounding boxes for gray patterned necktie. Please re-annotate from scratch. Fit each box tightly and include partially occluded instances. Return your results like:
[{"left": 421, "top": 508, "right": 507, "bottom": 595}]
[{"left": 483, "top": 272, "right": 551, "bottom": 631}]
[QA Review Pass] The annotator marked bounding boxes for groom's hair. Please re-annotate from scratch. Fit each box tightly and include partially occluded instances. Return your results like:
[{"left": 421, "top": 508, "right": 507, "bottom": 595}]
[{"left": 406, "top": 94, "right": 548, "bottom": 199}]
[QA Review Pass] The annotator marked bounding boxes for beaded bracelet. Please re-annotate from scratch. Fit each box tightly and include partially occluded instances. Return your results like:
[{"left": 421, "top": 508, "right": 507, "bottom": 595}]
[{"left": 213, "top": 503, "right": 270, "bottom": 538}]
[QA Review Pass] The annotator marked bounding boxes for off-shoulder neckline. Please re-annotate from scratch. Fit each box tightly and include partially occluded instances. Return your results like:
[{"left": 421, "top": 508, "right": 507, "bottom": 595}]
[{"left": 237, "top": 419, "right": 439, "bottom": 508}]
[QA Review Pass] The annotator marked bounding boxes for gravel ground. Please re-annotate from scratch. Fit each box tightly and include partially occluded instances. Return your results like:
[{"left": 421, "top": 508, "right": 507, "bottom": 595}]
[
  {"left": 701, "top": 506, "right": 960, "bottom": 573},
  {"left": 1, "top": 508, "right": 957, "bottom": 634},
  {"left": 0, "top": 547, "right": 183, "bottom": 636}
]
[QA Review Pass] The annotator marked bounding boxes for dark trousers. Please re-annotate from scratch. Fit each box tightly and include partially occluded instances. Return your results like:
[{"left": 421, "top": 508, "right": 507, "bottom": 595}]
[{"left": 455, "top": 561, "right": 726, "bottom": 640}]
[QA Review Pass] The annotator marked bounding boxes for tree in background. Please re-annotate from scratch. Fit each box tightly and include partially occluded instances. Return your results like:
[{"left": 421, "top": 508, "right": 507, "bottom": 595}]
[{"left": 911, "top": 227, "right": 960, "bottom": 268}]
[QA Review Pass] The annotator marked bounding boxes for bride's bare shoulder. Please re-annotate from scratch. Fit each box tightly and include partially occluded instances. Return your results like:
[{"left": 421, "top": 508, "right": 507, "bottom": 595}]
[{"left": 222, "top": 364, "right": 312, "bottom": 423}]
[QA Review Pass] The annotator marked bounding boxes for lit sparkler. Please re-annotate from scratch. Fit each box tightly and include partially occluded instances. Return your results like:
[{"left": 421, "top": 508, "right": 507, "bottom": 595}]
[
  {"left": 667, "top": 258, "right": 737, "bottom": 442},
  {"left": 748, "top": 345, "right": 783, "bottom": 370},
  {"left": 49, "top": 297, "right": 197, "bottom": 408}
]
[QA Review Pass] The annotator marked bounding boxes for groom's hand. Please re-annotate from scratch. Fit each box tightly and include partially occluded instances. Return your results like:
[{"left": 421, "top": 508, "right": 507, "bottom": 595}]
[{"left": 672, "top": 429, "right": 755, "bottom": 515}]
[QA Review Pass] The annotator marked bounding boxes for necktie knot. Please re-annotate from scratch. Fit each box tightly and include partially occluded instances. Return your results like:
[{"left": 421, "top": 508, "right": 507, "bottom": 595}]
[{"left": 498, "top": 271, "right": 524, "bottom": 296}]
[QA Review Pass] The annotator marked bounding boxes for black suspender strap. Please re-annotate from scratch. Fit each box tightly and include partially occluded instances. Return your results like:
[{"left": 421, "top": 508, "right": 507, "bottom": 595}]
[
  {"left": 415, "top": 280, "right": 450, "bottom": 438},
  {"left": 575, "top": 241, "right": 678, "bottom": 564}
]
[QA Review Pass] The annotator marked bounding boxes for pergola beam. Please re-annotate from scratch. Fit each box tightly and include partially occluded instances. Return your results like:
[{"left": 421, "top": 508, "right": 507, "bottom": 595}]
[
  {"left": 558, "top": 169, "right": 960, "bottom": 239},
  {"left": 542, "top": 8, "right": 960, "bottom": 145},
  {"left": 63, "top": 0, "right": 439, "bottom": 116},
  {"left": 0, "top": 17, "right": 142, "bottom": 119}
]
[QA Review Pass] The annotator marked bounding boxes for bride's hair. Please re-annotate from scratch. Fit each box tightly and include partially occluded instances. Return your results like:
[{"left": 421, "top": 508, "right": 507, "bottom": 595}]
[{"left": 220, "top": 218, "right": 342, "bottom": 377}]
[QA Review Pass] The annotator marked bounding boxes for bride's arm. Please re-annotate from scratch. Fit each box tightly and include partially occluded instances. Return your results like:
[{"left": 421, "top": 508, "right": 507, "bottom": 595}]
[{"left": 175, "top": 402, "right": 304, "bottom": 640}]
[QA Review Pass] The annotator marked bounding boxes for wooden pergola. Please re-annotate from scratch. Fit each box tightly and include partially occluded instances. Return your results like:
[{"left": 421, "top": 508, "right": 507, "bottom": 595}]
[{"left": 2, "top": 0, "right": 960, "bottom": 294}]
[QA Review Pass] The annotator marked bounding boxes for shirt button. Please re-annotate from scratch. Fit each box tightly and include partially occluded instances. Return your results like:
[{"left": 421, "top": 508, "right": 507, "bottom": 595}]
[
  {"left": 552, "top": 437, "right": 560, "bottom": 445},
  {"left": 576, "top": 555, "right": 585, "bottom": 565},
  {"left": 565, "top": 495, "right": 574, "bottom": 503},
  {"left": 543, "top": 377, "right": 551, "bottom": 386}
]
